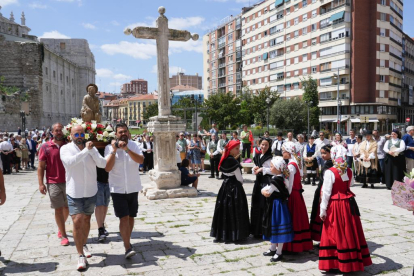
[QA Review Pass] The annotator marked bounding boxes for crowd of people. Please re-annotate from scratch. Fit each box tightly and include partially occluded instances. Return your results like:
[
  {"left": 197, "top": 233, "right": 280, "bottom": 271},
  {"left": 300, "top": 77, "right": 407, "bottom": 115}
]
[{"left": 1, "top": 121, "right": 413, "bottom": 273}]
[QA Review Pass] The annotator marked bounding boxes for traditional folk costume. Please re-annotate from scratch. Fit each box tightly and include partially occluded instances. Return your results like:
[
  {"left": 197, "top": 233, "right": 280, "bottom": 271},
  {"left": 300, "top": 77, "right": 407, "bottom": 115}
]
[
  {"left": 210, "top": 140, "right": 250, "bottom": 243},
  {"left": 357, "top": 131, "right": 381, "bottom": 189},
  {"left": 319, "top": 146, "right": 372, "bottom": 272},
  {"left": 309, "top": 144, "right": 333, "bottom": 242},
  {"left": 384, "top": 131, "right": 406, "bottom": 190},
  {"left": 262, "top": 157, "right": 294, "bottom": 262},
  {"left": 303, "top": 140, "right": 318, "bottom": 186},
  {"left": 282, "top": 142, "right": 313, "bottom": 253},
  {"left": 250, "top": 138, "right": 274, "bottom": 237}
]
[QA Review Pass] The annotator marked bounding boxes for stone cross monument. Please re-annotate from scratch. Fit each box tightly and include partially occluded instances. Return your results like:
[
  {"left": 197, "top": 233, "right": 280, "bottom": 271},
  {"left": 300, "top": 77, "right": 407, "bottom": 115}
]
[{"left": 124, "top": 7, "right": 199, "bottom": 199}]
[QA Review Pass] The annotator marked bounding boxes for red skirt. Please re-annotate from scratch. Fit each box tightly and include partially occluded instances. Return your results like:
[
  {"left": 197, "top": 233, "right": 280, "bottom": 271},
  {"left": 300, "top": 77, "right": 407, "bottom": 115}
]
[
  {"left": 319, "top": 198, "right": 372, "bottom": 272},
  {"left": 283, "top": 190, "right": 313, "bottom": 252}
]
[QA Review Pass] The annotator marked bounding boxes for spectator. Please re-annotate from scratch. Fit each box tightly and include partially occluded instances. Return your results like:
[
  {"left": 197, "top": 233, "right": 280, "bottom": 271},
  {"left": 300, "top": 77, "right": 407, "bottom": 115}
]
[
  {"left": 142, "top": 135, "right": 154, "bottom": 173},
  {"left": 208, "top": 123, "right": 219, "bottom": 141},
  {"left": 402, "top": 126, "right": 414, "bottom": 172},
  {"left": 373, "top": 130, "right": 386, "bottom": 184},
  {"left": 345, "top": 129, "right": 357, "bottom": 169},
  {"left": 252, "top": 139, "right": 262, "bottom": 158},
  {"left": 176, "top": 135, "right": 182, "bottom": 168},
  {"left": 177, "top": 132, "right": 187, "bottom": 161},
  {"left": 315, "top": 131, "right": 330, "bottom": 169},
  {"left": 37, "top": 123, "right": 70, "bottom": 246},
  {"left": 198, "top": 135, "right": 206, "bottom": 172},
  {"left": 185, "top": 134, "right": 192, "bottom": 166},
  {"left": 352, "top": 135, "right": 363, "bottom": 177},
  {"left": 10, "top": 138, "right": 20, "bottom": 173},
  {"left": 60, "top": 125, "right": 107, "bottom": 270},
  {"left": 17, "top": 127, "right": 21, "bottom": 136},
  {"left": 262, "top": 131, "right": 270, "bottom": 139},
  {"left": 105, "top": 123, "right": 144, "bottom": 259},
  {"left": 331, "top": 133, "right": 348, "bottom": 148},
  {"left": 189, "top": 133, "right": 201, "bottom": 173},
  {"left": 208, "top": 134, "right": 220, "bottom": 179},
  {"left": 179, "top": 159, "right": 199, "bottom": 190},
  {"left": 384, "top": 129, "right": 406, "bottom": 190},
  {"left": 240, "top": 125, "right": 252, "bottom": 161},
  {"left": 357, "top": 130, "right": 380, "bottom": 189},
  {"left": 232, "top": 131, "right": 243, "bottom": 163},
  {"left": 286, "top": 132, "right": 297, "bottom": 142},
  {"left": 271, "top": 132, "right": 285, "bottom": 157},
  {"left": 20, "top": 138, "right": 29, "bottom": 170},
  {"left": 26, "top": 135, "right": 37, "bottom": 169},
  {"left": 0, "top": 138, "right": 12, "bottom": 174}
]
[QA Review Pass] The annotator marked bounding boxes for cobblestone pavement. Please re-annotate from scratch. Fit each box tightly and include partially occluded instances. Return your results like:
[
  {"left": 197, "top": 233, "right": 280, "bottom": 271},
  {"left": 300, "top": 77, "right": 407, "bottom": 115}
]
[{"left": 0, "top": 167, "right": 413, "bottom": 276}]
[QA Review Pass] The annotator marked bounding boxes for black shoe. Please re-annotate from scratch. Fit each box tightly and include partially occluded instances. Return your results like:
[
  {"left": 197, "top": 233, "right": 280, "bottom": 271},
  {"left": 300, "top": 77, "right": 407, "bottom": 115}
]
[
  {"left": 305, "top": 178, "right": 310, "bottom": 185},
  {"left": 263, "top": 250, "right": 276, "bottom": 256},
  {"left": 270, "top": 254, "right": 283, "bottom": 262},
  {"left": 361, "top": 184, "right": 368, "bottom": 188},
  {"left": 216, "top": 176, "right": 220, "bottom": 179},
  {"left": 208, "top": 175, "right": 215, "bottom": 178},
  {"left": 387, "top": 187, "right": 391, "bottom": 190},
  {"left": 98, "top": 227, "right": 106, "bottom": 242},
  {"left": 103, "top": 227, "right": 109, "bottom": 236},
  {"left": 213, "top": 239, "right": 222, "bottom": 243},
  {"left": 370, "top": 184, "right": 375, "bottom": 189},
  {"left": 125, "top": 248, "right": 136, "bottom": 259}
]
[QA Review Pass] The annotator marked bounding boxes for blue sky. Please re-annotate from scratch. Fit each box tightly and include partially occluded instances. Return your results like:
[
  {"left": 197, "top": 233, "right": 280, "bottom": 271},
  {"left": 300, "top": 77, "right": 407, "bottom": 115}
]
[{"left": 1, "top": 0, "right": 414, "bottom": 94}]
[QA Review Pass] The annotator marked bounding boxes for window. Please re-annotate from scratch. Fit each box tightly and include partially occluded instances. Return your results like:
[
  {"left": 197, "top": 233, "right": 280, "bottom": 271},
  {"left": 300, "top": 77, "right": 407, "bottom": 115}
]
[
  {"left": 286, "top": 7, "right": 290, "bottom": 15},
  {"left": 294, "top": 17, "right": 299, "bottom": 25},
  {"left": 312, "top": 66, "right": 317, "bottom": 73},
  {"left": 303, "top": 41, "right": 308, "bottom": 48},
  {"left": 60, "top": 73, "right": 62, "bottom": 81},
  {"left": 286, "top": 33, "right": 291, "bottom": 41},
  {"left": 312, "top": 51, "right": 317, "bottom": 59},
  {"left": 380, "top": 13, "right": 386, "bottom": 21},
  {"left": 311, "top": 23, "right": 317, "bottom": 32},
  {"left": 294, "top": 70, "right": 299, "bottom": 76},
  {"left": 380, "top": 60, "right": 385, "bottom": 67},
  {"left": 312, "top": 38, "right": 317, "bottom": 45},
  {"left": 286, "top": 21, "right": 291, "bottom": 28},
  {"left": 286, "top": 59, "right": 291, "bottom": 66},
  {"left": 295, "top": 44, "right": 299, "bottom": 51},
  {"left": 302, "top": 27, "right": 307, "bottom": 35},
  {"left": 53, "top": 71, "right": 56, "bottom": 79},
  {"left": 380, "top": 28, "right": 386, "bottom": 37},
  {"left": 380, "top": 75, "right": 385, "bottom": 82},
  {"left": 286, "top": 72, "right": 291, "bottom": 78},
  {"left": 302, "top": 0, "right": 307, "bottom": 7},
  {"left": 379, "top": 90, "right": 385, "bottom": 98},
  {"left": 303, "top": 54, "right": 308, "bottom": 62},
  {"left": 303, "top": 14, "right": 308, "bottom": 21},
  {"left": 294, "top": 57, "right": 299, "bottom": 64},
  {"left": 380, "top": 44, "right": 385, "bottom": 52},
  {"left": 66, "top": 76, "right": 69, "bottom": 83},
  {"left": 294, "top": 30, "right": 299, "bottom": 37},
  {"left": 381, "top": 0, "right": 386, "bottom": 5},
  {"left": 293, "top": 83, "right": 299, "bottom": 89},
  {"left": 60, "top": 42, "right": 66, "bottom": 50},
  {"left": 303, "top": 67, "right": 308, "bottom": 74},
  {"left": 312, "top": 9, "right": 317, "bottom": 18},
  {"left": 294, "top": 4, "right": 299, "bottom": 11}
]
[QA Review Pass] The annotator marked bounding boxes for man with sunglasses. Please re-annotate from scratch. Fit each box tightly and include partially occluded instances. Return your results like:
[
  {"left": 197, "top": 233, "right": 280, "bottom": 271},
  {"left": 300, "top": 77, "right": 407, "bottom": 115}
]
[
  {"left": 105, "top": 123, "right": 144, "bottom": 259},
  {"left": 60, "top": 125, "right": 107, "bottom": 271}
]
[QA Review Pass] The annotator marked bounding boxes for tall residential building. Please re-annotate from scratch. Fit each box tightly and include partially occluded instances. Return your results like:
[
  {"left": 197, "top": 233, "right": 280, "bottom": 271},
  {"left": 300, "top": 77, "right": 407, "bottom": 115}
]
[
  {"left": 400, "top": 33, "right": 414, "bottom": 122},
  {"left": 170, "top": 72, "right": 202, "bottom": 90},
  {"left": 121, "top": 79, "right": 148, "bottom": 96},
  {"left": 203, "top": 15, "right": 242, "bottom": 96},
  {"left": 203, "top": 0, "right": 405, "bottom": 133}
]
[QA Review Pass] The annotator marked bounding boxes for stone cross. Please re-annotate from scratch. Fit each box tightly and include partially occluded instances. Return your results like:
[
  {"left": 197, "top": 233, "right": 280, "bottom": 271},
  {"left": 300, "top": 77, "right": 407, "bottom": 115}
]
[{"left": 124, "top": 6, "right": 199, "bottom": 117}]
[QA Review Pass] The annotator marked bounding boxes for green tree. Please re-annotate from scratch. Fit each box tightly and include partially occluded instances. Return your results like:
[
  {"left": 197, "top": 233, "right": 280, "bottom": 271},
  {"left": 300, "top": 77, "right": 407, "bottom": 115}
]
[
  {"left": 143, "top": 102, "right": 158, "bottom": 120},
  {"left": 241, "top": 86, "right": 279, "bottom": 126},
  {"left": 202, "top": 92, "right": 241, "bottom": 129},
  {"left": 269, "top": 98, "right": 307, "bottom": 132},
  {"left": 301, "top": 76, "right": 320, "bottom": 129}
]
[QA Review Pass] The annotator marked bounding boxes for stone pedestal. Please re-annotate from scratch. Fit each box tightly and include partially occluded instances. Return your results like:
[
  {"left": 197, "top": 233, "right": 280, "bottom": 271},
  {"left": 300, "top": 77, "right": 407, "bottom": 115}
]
[{"left": 145, "top": 115, "right": 197, "bottom": 199}]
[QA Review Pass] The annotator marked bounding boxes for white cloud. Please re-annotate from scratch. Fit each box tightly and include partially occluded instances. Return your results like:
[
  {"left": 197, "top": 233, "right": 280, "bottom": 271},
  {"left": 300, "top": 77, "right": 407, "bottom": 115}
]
[
  {"left": 29, "top": 2, "right": 47, "bottom": 9},
  {"left": 151, "top": 64, "right": 186, "bottom": 76},
  {"left": 96, "top": 68, "right": 132, "bottom": 81},
  {"left": 39, "top": 30, "right": 70, "bottom": 39},
  {"left": 111, "top": 20, "right": 120, "bottom": 26},
  {"left": 109, "top": 82, "right": 123, "bottom": 87},
  {"left": 89, "top": 43, "right": 97, "bottom": 49},
  {"left": 82, "top": 23, "right": 97, "bottom": 30},
  {"left": 0, "top": 0, "right": 18, "bottom": 6},
  {"left": 126, "top": 16, "right": 205, "bottom": 31}
]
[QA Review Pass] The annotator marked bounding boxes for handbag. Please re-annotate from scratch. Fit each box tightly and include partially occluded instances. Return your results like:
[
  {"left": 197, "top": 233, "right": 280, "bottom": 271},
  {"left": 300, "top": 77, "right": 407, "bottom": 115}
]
[{"left": 15, "top": 149, "right": 22, "bottom": 158}]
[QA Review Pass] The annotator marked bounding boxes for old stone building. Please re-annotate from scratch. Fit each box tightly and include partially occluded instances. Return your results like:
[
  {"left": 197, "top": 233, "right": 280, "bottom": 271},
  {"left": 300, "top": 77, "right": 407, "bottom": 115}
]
[{"left": 0, "top": 10, "right": 95, "bottom": 131}]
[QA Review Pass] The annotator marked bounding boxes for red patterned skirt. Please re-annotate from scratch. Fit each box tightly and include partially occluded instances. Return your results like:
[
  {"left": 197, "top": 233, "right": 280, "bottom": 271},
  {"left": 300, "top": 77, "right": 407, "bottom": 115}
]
[
  {"left": 283, "top": 190, "right": 313, "bottom": 252},
  {"left": 319, "top": 198, "right": 372, "bottom": 272}
]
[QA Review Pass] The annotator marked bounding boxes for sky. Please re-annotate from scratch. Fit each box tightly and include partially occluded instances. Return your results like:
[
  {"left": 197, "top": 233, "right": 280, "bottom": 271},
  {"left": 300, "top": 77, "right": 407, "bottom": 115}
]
[{"left": 1, "top": 0, "right": 414, "bottom": 94}]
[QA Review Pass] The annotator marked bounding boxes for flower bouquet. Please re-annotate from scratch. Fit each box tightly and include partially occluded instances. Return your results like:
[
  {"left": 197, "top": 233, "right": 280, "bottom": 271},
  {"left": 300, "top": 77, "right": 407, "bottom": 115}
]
[
  {"left": 63, "top": 118, "right": 116, "bottom": 148},
  {"left": 391, "top": 169, "right": 414, "bottom": 211}
]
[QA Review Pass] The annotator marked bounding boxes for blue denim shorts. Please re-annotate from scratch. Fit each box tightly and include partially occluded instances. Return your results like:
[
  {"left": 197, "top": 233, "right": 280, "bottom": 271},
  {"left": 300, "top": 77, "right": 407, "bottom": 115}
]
[
  {"left": 96, "top": 181, "right": 110, "bottom": 207},
  {"left": 67, "top": 193, "right": 97, "bottom": 216}
]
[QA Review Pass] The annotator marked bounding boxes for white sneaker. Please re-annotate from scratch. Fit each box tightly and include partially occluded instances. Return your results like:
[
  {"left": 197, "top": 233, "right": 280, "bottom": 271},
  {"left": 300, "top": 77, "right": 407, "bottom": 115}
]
[
  {"left": 83, "top": 244, "right": 92, "bottom": 258},
  {"left": 77, "top": 255, "right": 87, "bottom": 271}
]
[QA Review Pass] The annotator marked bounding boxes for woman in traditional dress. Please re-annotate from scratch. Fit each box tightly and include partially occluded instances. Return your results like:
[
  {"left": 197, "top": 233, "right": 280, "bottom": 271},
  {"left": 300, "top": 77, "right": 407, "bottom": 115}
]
[
  {"left": 303, "top": 136, "right": 318, "bottom": 186},
  {"left": 384, "top": 129, "right": 406, "bottom": 190},
  {"left": 309, "top": 144, "right": 333, "bottom": 242},
  {"left": 250, "top": 138, "right": 274, "bottom": 238},
  {"left": 319, "top": 146, "right": 372, "bottom": 273},
  {"left": 331, "top": 132, "right": 348, "bottom": 149},
  {"left": 210, "top": 140, "right": 250, "bottom": 243},
  {"left": 282, "top": 142, "right": 313, "bottom": 253},
  {"left": 262, "top": 156, "right": 294, "bottom": 262}
]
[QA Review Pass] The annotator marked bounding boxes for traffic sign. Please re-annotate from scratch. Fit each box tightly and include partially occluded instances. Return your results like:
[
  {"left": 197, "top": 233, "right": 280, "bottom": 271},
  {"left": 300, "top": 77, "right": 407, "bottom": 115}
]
[{"left": 406, "top": 117, "right": 411, "bottom": 123}]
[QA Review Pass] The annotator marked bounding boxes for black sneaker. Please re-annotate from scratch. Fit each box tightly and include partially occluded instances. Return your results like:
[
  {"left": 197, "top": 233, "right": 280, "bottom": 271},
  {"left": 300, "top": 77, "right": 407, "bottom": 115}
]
[
  {"left": 98, "top": 227, "right": 106, "bottom": 242},
  {"left": 208, "top": 175, "right": 215, "bottom": 178},
  {"left": 103, "top": 227, "right": 109, "bottom": 236},
  {"left": 125, "top": 248, "right": 136, "bottom": 259},
  {"left": 263, "top": 250, "right": 276, "bottom": 256}
]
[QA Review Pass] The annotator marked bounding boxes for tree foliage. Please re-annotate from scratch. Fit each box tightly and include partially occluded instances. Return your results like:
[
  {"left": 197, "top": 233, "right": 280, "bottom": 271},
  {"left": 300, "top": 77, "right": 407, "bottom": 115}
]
[
  {"left": 143, "top": 102, "right": 158, "bottom": 120},
  {"left": 202, "top": 92, "right": 242, "bottom": 129},
  {"left": 269, "top": 98, "right": 307, "bottom": 132},
  {"left": 301, "top": 76, "right": 320, "bottom": 129}
]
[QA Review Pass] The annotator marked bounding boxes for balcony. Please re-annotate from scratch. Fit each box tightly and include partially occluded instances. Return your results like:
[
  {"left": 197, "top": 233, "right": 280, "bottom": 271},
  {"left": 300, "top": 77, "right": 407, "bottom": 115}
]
[
  {"left": 218, "top": 73, "right": 226, "bottom": 78},
  {"left": 219, "top": 83, "right": 226, "bottom": 88},
  {"left": 320, "top": 65, "right": 350, "bottom": 73},
  {"left": 320, "top": 1, "right": 350, "bottom": 16},
  {"left": 390, "top": 52, "right": 402, "bottom": 61},
  {"left": 389, "top": 82, "right": 402, "bottom": 89},
  {"left": 390, "top": 6, "right": 403, "bottom": 20},
  {"left": 218, "top": 63, "right": 226, "bottom": 68},
  {"left": 218, "top": 42, "right": 225, "bottom": 49},
  {"left": 319, "top": 98, "right": 350, "bottom": 107},
  {"left": 236, "top": 23, "right": 241, "bottom": 30},
  {"left": 319, "top": 83, "right": 350, "bottom": 93}
]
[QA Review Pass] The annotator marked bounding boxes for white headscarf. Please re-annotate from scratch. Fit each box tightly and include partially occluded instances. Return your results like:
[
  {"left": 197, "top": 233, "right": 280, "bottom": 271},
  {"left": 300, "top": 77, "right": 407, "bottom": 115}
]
[
  {"left": 271, "top": 156, "right": 290, "bottom": 188},
  {"left": 282, "top": 141, "right": 303, "bottom": 176}
]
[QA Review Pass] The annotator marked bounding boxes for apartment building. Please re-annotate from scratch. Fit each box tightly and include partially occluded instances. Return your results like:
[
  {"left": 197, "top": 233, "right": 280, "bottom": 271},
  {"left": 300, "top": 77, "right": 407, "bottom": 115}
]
[
  {"left": 400, "top": 33, "right": 414, "bottom": 122},
  {"left": 203, "top": 15, "right": 243, "bottom": 96},
  {"left": 203, "top": 0, "right": 405, "bottom": 133},
  {"left": 170, "top": 72, "right": 203, "bottom": 90},
  {"left": 121, "top": 79, "right": 148, "bottom": 96}
]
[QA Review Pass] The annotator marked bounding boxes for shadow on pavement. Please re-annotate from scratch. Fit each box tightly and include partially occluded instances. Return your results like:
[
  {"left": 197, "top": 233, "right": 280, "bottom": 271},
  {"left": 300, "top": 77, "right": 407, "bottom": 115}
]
[{"left": 0, "top": 257, "right": 58, "bottom": 274}]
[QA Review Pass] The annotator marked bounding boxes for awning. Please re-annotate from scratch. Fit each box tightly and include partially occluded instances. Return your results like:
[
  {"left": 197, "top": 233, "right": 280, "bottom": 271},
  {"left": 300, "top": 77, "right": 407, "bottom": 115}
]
[
  {"left": 275, "top": 0, "right": 284, "bottom": 7},
  {"left": 369, "top": 119, "right": 379, "bottom": 123},
  {"left": 285, "top": 83, "right": 291, "bottom": 86},
  {"left": 350, "top": 118, "right": 380, "bottom": 123},
  {"left": 263, "top": 53, "right": 268, "bottom": 60},
  {"left": 321, "top": 119, "right": 334, "bottom": 122},
  {"left": 330, "top": 11, "right": 345, "bottom": 22}
]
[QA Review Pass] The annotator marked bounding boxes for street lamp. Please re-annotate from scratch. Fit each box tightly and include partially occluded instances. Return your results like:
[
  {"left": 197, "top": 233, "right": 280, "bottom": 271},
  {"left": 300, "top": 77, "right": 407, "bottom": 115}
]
[
  {"left": 386, "top": 117, "right": 389, "bottom": 134},
  {"left": 20, "top": 111, "right": 26, "bottom": 138},
  {"left": 306, "top": 100, "right": 313, "bottom": 135},
  {"left": 266, "top": 97, "right": 271, "bottom": 131},
  {"left": 319, "top": 107, "right": 323, "bottom": 130},
  {"left": 333, "top": 67, "right": 340, "bottom": 133}
]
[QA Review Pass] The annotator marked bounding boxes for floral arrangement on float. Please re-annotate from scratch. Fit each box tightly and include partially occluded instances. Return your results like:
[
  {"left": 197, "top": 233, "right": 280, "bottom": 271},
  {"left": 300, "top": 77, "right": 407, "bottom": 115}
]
[
  {"left": 63, "top": 118, "right": 116, "bottom": 143},
  {"left": 391, "top": 169, "right": 414, "bottom": 213}
]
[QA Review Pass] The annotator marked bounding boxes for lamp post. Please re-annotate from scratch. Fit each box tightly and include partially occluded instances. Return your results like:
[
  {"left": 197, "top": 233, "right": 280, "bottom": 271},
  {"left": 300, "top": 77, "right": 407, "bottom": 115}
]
[
  {"left": 307, "top": 100, "right": 313, "bottom": 135},
  {"left": 386, "top": 117, "right": 389, "bottom": 134},
  {"left": 334, "top": 67, "right": 340, "bottom": 133},
  {"left": 20, "top": 111, "right": 26, "bottom": 138},
  {"left": 320, "top": 107, "right": 323, "bottom": 131},
  {"left": 266, "top": 97, "right": 271, "bottom": 131}
]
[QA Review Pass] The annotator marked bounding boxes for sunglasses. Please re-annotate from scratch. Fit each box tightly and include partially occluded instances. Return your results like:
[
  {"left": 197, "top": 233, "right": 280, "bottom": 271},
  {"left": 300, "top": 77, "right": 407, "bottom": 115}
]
[{"left": 74, "top": 133, "right": 85, "bottom": 138}]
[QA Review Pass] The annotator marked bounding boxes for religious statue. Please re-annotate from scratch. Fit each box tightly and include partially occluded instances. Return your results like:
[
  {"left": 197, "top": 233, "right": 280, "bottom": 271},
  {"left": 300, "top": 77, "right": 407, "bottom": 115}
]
[{"left": 81, "top": 84, "right": 102, "bottom": 123}]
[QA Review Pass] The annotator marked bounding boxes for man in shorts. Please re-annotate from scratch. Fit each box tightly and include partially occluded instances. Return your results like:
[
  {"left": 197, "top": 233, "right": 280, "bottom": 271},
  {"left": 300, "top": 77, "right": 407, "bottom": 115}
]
[
  {"left": 105, "top": 123, "right": 144, "bottom": 259},
  {"left": 60, "top": 125, "right": 107, "bottom": 271},
  {"left": 37, "top": 123, "right": 69, "bottom": 246}
]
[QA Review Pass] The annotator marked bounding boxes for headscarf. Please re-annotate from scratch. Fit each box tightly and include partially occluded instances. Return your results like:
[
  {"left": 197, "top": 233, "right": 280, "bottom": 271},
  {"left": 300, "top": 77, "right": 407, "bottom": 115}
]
[
  {"left": 254, "top": 137, "right": 273, "bottom": 167},
  {"left": 271, "top": 156, "right": 290, "bottom": 188},
  {"left": 331, "top": 145, "right": 348, "bottom": 176},
  {"left": 218, "top": 139, "right": 240, "bottom": 171},
  {"left": 282, "top": 141, "right": 302, "bottom": 171}
]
